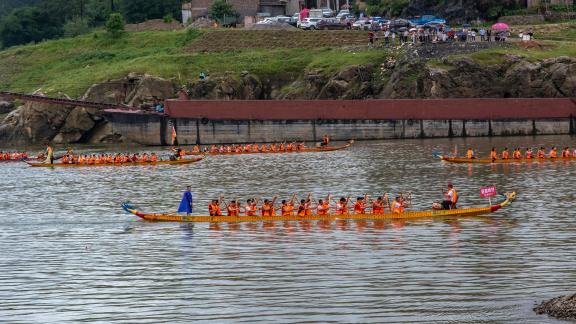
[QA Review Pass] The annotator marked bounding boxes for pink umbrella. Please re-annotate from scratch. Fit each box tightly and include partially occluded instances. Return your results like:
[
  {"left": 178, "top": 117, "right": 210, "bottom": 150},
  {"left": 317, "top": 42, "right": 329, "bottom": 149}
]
[{"left": 491, "top": 23, "right": 509, "bottom": 30}]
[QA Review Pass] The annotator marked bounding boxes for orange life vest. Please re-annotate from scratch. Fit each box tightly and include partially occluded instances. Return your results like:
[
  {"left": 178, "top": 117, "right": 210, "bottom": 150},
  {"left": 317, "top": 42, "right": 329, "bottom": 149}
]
[
  {"left": 354, "top": 202, "right": 365, "bottom": 214},
  {"left": 550, "top": 149, "right": 558, "bottom": 158},
  {"left": 261, "top": 204, "right": 275, "bottom": 217},
  {"left": 227, "top": 205, "right": 239, "bottom": 217},
  {"left": 336, "top": 202, "right": 348, "bottom": 215},
  {"left": 208, "top": 203, "right": 222, "bottom": 216},
  {"left": 466, "top": 149, "right": 474, "bottom": 159},
  {"left": 490, "top": 151, "right": 498, "bottom": 160},
  {"left": 317, "top": 203, "right": 330, "bottom": 215},
  {"left": 391, "top": 201, "right": 404, "bottom": 214},
  {"left": 281, "top": 204, "right": 294, "bottom": 216},
  {"left": 245, "top": 204, "right": 257, "bottom": 216},
  {"left": 501, "top": 150, "right": 509, "bottom": 159},
  {"left": 372, "top": 201, "right": 384, "bottom": 214}
]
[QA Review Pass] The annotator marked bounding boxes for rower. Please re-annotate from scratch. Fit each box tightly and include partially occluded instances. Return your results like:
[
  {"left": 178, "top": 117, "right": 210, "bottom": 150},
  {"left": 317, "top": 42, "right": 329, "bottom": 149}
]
[
  {"left": 245, "top": 199, "right": 257, "bottom": 216},
  {"left": 297, "top": 199, "right": 307, "bottom": 216},
  {"left": 501, "top": 147, "right": 510, "bottom": 160},
  {"left": 353, "top": 196, "right": 366, "bottom": 215},
  {"left": 466, "top": 148, "right": 474, "bottom": 159},
  {"left": 208, "top": 199, "right": 222, "bottom": 216},
  {"left": 490, "top": 148, "right": 498, "bottom": 161},
  {"left": 261, "top": 198, "right": 277, "bottom": 217},
  {"left": 513, "top": 148, "right": 522, "bottom": 159},
  {"left": 322, "top": 135, "right": 330, "bottom": 147},
  {"left": 150, "top": 153, "right": 158, "bottom": 162},
  {"left": 281, "top": 198, "right": 295, "bottom": 216},
  {"left": 549, "top": 146, "right": 558, "bottom": 158},
  {"left": 227, "top": 200, "right": 240, "bottom": 216},
  {"left": 537, "top": 147, "right": 546, "bottom": 159},
  {"left": 317, "top": 198, "right": 331, "bottom": 215},
  {"left": 391, "top": 197, "right": 405, "bottom": 214},
  {"left": 372, "top": 197, "right": 385, "bottom": 214},
  {"left": 442, "top": 183, "right": 458, "bottom": 210},
  {"left": 335, "top": 197, "right": 349, "bottom": 215},
  {"left": 562, "top": 147, "right": 571, "bottom": 158},
  {"left": 525, "top": 148, "right": 534, "bottom": 159}
]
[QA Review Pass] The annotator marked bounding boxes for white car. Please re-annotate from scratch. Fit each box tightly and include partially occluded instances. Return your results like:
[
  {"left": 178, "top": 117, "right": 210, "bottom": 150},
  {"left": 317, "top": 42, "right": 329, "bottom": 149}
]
[
  {"left": 352, "top": 19, "right": 373, "bottom": 30},
  {"left": 298, "top": 18, "right": 323, "bottom": 30}
]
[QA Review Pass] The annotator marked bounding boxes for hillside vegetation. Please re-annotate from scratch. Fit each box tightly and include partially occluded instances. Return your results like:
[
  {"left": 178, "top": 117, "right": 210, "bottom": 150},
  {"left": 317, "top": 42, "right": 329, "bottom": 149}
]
[{"left": 0, "top": 22, "right": 575, "bottom": 98}]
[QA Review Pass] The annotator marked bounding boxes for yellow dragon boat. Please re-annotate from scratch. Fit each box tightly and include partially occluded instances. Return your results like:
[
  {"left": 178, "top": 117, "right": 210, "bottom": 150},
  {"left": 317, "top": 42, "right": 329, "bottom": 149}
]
[
  {"left": 121, "top": 192, "right": 516, "bottom": 223},
  {"left": 182, "top": 141, "right": 353, "bottom": 156},
  {"left": 439, "top": 155, "right": 576, "bottom": 164},
  {"left": 27, "top": 156, "right": 204, "bottom": 167}
]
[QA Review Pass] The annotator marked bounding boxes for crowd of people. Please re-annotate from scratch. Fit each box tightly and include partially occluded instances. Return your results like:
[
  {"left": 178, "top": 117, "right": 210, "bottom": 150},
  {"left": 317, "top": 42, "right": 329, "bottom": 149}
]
[
  {"left": 59, "top": 152, "right": 161, "bottom": 164},
  {"left": 184, "top": 135, "right": 331, "bottom": 154},
  {"left": 466, "top": 146, "right": 575, "bottom": 160},
  {"left": 176, "top": 184, "right": 460, "bottom": 217},
  {"left": 370, "top": 26, "right": 511, "bottom": 47},
  {"left": 0, "top": 151, "right": 29, "bottom": 160}
]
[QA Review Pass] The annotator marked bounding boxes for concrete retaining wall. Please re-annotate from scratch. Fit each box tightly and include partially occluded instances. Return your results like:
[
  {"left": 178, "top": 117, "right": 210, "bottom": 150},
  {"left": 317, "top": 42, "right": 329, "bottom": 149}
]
[{"left": 104, "top": 112, "right": 575, "bottom": 145}]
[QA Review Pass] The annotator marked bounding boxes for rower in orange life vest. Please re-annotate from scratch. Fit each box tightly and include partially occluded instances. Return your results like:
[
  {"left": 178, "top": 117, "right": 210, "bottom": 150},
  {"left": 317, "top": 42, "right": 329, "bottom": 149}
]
[
  {"left": 372, "top": 196, "right": 385, "bottom": 214},
  {"left": 297, "top": 199, "right": 309, "bottom": 216},
  {"left": 353, "top": 196, "right": 366, "bottom": 214},
  {"left": 316, "top": 195, "right": 331, "bottom": 215},
  {"left": 513, "top": 148, "right": 522, "bottom": 159},
  {"left": 466, "top": 148, "right": 474, "bottom": 159},
  {"left": 549, "top": 146, "right": 558, "bottom": 158},
  {"left": 335, "top": 197, "right": 349, "bottom": 215},
  {"left": 227, "top": 200, "right": 240, "bottom": 216},
  {"left": 208, "top": 199, "right": 222, "bottom": 216},
  {"left": 261, "top": 198, "right": 277, "bottom": 216},
  {"left": 281, "top": 198, "right": 295, "bottom": 216},
  {"left": 525, "top": 148, "right": 534, "bottom": 159},
  {"left": 490, "top": 148, "right": 498, "bottom": 161},
  {"left": 562, "top": 147, "right": 571, "bottom": 158},
  {"left": 537, "top": 147, "right": 546, "bottom": 159},
  {"left": 245, "top": 199, "right": 257, "bottom": 216},
  {"left": 442, "top": 183, "right": 458, "bottom": 210},
  {"left": 501, "top": 147, "right": 510, "bottom": 160},
  {"left": 321, "top": 135, "right": 330, "bottom": 147},
  {"left": 391, "top": 197, "right": 405, "bottom": 214}
]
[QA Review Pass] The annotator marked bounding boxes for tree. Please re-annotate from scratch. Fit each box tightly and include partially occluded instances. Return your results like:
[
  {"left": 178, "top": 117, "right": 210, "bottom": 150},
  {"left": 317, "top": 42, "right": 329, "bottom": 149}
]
[
  {"left": 208, "top": 0, "right": 239, "bottom": 22},
  {"left": 120, "top": 0, "right": 181, "bottom": 24},
  {"left": 0, "top": 6, "right": 63, "bottom": 48},
  {"left": 105, "top": 12, "right": 124, "bottom": 38}
]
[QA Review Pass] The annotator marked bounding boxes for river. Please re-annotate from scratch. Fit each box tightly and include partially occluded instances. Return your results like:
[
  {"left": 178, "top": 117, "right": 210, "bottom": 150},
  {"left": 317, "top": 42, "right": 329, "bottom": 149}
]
[{"left": 1, "top": 135, "right": 575, "bottom": 323}]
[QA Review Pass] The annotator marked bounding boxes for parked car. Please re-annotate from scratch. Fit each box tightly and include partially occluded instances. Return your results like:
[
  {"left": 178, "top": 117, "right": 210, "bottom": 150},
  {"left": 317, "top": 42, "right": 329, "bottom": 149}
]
[
  {"left": 388, "top": 18, "right": 413, "bottom": 29},
  {"left": 336, "top": 9, "right": 350, "bottom": 20},
  {"left": 352, "top": 19, "right": 373, "bottom": 30},
  {"left": 298, "top": 18, "right": 323, "bottom": 30},
  {"left": 320, "top": 8, "right": 334, "bottom": 17},
  {"left": 317, "top": 20, "right": 347, "bottom": 30}
]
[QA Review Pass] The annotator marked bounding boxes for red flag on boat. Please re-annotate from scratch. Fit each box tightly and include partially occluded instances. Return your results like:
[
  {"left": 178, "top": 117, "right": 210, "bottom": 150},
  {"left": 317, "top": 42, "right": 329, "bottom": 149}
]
[{"left": 171, "top": 126, "right": 177, "bottom": 145}]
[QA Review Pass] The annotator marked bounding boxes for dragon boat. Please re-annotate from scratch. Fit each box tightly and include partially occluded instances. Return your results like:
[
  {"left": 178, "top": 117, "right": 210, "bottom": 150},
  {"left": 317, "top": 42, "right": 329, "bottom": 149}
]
[
  {"left": 182, "top": 141, "right": 353, "bottom": 156},
  {"left": 121, "top": 192, "right": 516, "bottom": 223},
  {"left": 26, "top": 156, "right": 204, "bottom": 167},
  {"left": 438, "top": 155, "right": 576, "bottom": 164}
]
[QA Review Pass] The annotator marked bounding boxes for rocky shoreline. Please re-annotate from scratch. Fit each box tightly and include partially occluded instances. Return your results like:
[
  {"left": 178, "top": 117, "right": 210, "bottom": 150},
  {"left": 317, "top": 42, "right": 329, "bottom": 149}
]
[
  {"left": 534, "top": 294, "right": 576, "bottom": 321},
  {"left": 0, "top": 54, "right": 575, "bottom": 146}
]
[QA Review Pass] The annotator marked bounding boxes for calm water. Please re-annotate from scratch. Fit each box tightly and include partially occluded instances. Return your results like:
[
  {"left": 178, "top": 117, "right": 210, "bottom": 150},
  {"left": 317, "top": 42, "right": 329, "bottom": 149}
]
[{"left": 1, "top": 135, "right": 576, "bottom": 323}]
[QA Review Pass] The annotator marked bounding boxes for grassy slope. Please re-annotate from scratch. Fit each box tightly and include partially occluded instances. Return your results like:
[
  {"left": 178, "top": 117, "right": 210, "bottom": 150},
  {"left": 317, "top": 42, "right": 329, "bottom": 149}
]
[{"left": 0, "top": 30, "right": 388, "bottom": 97}]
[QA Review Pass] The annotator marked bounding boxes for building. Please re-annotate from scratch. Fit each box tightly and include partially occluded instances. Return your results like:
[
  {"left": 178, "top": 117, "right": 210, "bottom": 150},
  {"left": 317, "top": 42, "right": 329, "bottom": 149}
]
[{"left": 527, "top": 0, "right": 574, "bottom": 7}]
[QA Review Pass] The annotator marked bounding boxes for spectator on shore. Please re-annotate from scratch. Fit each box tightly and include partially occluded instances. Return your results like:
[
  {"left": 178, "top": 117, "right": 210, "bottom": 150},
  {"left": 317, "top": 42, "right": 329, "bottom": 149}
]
[
  {"left": 487, "top": 29, "right": 492, "bottom": 42},
  {"left": 384, "top": 29, "right": 390, "bottom": 45},
  {"left": 479, "top": 28, "right": 486, "bottom": 41},
  {"left": 199, "top": 71, "right": 206, "bottom": 81},
  {"left": 470, "top": 30, "right": 476, "bottom": 42},
  {"left": 391, "top": 31, "right": 396, "bottom": 44},
  {"left": 368, "top": 31, "right": 375, "bottom": 47}
]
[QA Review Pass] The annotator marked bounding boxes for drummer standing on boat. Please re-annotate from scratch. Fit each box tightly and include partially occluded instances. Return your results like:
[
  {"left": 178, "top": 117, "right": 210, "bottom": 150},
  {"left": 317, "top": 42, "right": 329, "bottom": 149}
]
[
  {"left": 178, "top": 186, "right": 194, "bottom": 215},
  {"left": 45, "top": 143, "right": 54, "bottom": 164}
]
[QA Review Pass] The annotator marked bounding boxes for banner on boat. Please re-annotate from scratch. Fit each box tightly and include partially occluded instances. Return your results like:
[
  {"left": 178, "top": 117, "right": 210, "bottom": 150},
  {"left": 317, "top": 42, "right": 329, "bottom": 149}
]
[{"left": 480, "top": 186, "right": 497, "bottom": 198}]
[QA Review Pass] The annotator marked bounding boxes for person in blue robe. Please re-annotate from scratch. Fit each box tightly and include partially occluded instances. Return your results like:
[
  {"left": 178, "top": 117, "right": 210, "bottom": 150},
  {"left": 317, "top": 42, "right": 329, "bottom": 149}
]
[{"left": 178, "top": 186, "right": 193, "bottom": 215}]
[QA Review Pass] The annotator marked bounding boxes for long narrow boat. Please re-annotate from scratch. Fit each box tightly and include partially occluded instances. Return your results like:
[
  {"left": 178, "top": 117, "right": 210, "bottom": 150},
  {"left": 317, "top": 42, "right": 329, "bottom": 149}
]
[
  {"left": 439, "top": 155, "right": 576, "bottom": 164},
  {"left": 27, "top": 156, "right": 204, "bottom": 167},
  {"left": 183, "top": 141, "right": 353, "bottom": 156},
  {"left": 121, "top": 192, "right": 516, "bottom": 223}
]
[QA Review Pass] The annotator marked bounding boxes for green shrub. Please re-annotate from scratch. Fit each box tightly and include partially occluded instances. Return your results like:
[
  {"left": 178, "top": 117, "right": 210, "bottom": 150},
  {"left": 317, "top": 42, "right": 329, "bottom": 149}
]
[{"left": 106, "top": 13, "right": 125, "bottom": 39}]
